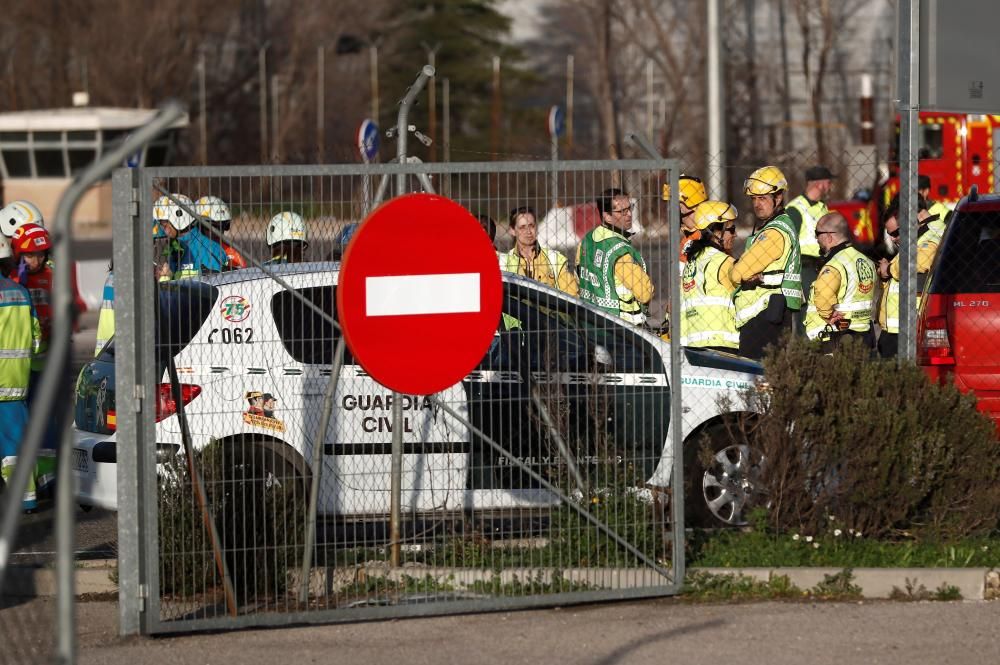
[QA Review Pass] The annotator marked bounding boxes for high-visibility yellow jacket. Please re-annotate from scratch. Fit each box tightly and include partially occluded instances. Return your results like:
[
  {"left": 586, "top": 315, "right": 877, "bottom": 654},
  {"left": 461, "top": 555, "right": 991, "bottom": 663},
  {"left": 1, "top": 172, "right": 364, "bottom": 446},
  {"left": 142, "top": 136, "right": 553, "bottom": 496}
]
[
  {"left": 501, "top": 244, "right": 578, "bottom": 296},
  {"left": 0, "top": 276, "right": 41, "bottom": 402},
  {"left": 803, "top": 244, "right": 876, "bottom": 340}
]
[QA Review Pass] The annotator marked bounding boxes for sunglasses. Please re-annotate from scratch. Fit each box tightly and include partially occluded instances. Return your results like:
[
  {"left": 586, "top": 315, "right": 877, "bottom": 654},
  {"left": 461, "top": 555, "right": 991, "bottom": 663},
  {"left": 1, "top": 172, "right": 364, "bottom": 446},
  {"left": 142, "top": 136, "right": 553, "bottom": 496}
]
[{"left": 887, "top": 228, "right": 901, "bottom": 238}]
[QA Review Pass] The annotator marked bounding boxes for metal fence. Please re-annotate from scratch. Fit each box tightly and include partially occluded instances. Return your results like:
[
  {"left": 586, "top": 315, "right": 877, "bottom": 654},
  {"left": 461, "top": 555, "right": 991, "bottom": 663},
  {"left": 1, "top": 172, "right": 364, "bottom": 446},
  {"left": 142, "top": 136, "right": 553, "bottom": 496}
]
[{"left": 108, "top": 158, "right": 725, "bottom": 634}]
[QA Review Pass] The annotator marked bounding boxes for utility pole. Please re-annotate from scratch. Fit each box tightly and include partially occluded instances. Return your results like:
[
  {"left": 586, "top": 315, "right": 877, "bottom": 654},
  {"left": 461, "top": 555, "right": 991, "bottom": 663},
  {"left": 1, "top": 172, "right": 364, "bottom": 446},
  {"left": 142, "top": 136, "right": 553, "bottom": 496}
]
[
  {"left": 707, "top": 0, "right": 726, "bottom": 200},
  {"left": 370, "top": 44, "right": 379, "bottom": 123},
  {"left": 259, "top": 47, "right": 268, "bottom": 163},
  {"left": 198, "top": 52, "right": 208, "bottom": 165},
  {"left": 646, "top": 60, "right": 654, "bottom": 142},
  {"left": 317, "top": 46, "right": 325, "bottom": 162},
  {"left": 271, "top": 74, "right": 280, "bottom": 163},
  {"left": 897, "top": 0, "right": 920, "bottom": 361},
  {"left": 443, "top": 77, "right": 450, "bottom": 196},
  {"left": 566, "top": 54, "right": 574, "bottom": 156},
  {"left": 490, "top": 56, "right": 502, "bottom": 159}
]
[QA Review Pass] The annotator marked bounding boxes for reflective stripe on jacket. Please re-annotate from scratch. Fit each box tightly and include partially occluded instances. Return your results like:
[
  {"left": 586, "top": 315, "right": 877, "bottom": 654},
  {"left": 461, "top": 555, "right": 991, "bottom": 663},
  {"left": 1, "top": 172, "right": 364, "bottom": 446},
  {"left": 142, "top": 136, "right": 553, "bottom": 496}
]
[
  {"left": 680, "top": 247, "right": 738, "bottom": 349},
  {"left": 804, "top": 245, "right": 876, "bottom": 340},
  {"left": 786, "top": 195, "right": 828, "bottom": 258},
  {"left": 0, "top": 277, "right": 41, "bottom": 401}
]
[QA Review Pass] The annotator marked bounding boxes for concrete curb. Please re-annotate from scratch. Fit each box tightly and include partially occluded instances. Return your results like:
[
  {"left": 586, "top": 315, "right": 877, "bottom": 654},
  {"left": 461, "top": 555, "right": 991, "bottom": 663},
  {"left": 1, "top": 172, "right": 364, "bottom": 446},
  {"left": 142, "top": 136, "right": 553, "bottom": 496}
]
[{"left": 5, "top": 561, "right": 998, "bottom": 601}]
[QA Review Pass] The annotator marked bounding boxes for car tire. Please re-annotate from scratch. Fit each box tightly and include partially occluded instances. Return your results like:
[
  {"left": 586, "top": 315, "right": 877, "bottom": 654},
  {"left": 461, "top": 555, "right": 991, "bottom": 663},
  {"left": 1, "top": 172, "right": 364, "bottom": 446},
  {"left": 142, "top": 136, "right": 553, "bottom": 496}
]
[
  {"left": 208, "top": 439, "right": 308, "bottom": 602},
  {"left": 684, "top": 423, "right": 767, "bottom": 528}
]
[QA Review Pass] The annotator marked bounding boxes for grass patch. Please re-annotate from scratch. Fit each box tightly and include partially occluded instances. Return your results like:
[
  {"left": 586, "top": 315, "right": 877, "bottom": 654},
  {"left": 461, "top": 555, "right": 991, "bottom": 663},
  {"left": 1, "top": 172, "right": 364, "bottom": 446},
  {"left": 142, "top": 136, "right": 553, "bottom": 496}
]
[
  {"left": 889, "top": 579, "right": 964, "bottom": 601},
  {"left": 687, "top": 527, "right": 999, "bottom": 569}
]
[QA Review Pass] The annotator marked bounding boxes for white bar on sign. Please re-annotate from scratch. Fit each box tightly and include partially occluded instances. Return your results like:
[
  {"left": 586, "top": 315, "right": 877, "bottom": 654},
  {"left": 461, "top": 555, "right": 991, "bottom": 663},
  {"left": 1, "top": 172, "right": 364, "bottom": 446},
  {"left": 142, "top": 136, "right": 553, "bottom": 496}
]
[{"left": 366, "top": 272, "right": 481, "bottom": 317}]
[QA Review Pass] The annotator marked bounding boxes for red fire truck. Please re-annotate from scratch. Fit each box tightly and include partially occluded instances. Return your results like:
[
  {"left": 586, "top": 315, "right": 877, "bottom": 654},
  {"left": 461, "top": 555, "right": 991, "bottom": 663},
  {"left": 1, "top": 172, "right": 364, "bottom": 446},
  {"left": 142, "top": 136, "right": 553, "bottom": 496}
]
[{"left": 832, "top": 112, "right": 1000, "bottom": 246}]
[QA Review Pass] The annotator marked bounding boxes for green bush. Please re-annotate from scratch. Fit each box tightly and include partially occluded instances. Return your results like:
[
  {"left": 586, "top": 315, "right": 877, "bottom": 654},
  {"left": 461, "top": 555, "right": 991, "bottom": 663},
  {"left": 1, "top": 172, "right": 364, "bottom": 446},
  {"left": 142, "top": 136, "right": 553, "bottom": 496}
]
[
  {"left": 727, "top": 335, "right": 1000, "bottom": 541},
  {"left": 158, "top": 442, "right": 307, "bottom": 601}
]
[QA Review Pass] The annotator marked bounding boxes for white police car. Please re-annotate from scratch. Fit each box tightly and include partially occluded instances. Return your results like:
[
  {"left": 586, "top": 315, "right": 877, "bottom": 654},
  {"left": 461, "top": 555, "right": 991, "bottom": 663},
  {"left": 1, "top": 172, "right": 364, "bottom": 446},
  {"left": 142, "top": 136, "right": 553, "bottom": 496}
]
[{"left": 72, "top": 264, "right": 765, "bottom": 526}]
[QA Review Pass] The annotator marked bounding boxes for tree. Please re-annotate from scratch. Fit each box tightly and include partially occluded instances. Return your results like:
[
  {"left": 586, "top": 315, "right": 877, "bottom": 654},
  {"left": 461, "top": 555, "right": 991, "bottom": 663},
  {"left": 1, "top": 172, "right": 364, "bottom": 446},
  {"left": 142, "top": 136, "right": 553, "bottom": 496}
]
[{"left": 378, "top": 0, "right": 526, "bottom": 160}]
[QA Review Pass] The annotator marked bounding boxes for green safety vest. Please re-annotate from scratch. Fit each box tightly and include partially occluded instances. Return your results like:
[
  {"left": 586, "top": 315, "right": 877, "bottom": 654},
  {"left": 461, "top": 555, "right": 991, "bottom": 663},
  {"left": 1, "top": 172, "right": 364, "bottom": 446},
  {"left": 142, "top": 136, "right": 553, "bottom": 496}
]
[
  {"left": 0, "top": 278, "right": 41, "bottom": 402},
  {"left": 804, "top": 245, "right": 876, "bottom": 340},
  {"left": 94, "top": 272, "right": 115, "bottom": 357},
  {"left": 680, "top": 247, "right": 738, "bottom": 349},
  {"left": 577, "top": 225, "right": 648, "bottom": 325},
  {"left": 733, "top": 213, "right": 803, "bottom": 328},
  {"left": 785, "top": 194, "right": 828, "bottom": 259}
]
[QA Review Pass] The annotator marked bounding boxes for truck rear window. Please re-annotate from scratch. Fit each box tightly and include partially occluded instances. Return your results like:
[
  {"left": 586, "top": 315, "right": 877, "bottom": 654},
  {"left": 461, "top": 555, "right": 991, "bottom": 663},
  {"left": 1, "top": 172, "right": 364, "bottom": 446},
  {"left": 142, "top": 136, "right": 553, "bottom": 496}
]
[{"left": 929, "top": 211, "right": 1000, "bottom": 294}]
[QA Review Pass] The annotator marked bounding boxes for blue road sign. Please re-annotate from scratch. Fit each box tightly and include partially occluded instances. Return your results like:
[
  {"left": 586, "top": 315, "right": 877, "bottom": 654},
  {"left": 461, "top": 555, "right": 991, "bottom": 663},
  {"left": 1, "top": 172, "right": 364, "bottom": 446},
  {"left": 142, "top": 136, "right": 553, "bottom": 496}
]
[
  {"left": 358, "top": 119, "right": 380, "bottom": 161},
  {"left": 548, "top": 106, "right": 565, "bottom": 138}
]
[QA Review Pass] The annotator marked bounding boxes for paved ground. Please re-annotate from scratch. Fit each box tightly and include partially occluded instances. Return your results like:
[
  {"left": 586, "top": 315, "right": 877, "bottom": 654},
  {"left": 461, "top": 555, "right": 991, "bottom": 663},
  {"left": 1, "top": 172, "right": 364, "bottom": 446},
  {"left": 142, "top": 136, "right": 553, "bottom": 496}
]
[{"left": 3, "top": 596, "right": 1000, "bottom": 665}]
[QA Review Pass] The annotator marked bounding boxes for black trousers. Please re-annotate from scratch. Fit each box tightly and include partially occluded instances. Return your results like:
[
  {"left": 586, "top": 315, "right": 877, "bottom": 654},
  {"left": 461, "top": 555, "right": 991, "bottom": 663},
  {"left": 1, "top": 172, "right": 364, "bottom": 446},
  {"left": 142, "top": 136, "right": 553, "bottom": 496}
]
[
  {"left": 877, "top": 332, "right": 898, "bottom": 359},
  {"left": 794, "top": 256, "right": 823, "bottom": 336},
  {"left": 818, "top": 326, "right": 876, "bottom": 354},
  {"left": 738, "top": 297, "right": 792, "bottom": 361}
]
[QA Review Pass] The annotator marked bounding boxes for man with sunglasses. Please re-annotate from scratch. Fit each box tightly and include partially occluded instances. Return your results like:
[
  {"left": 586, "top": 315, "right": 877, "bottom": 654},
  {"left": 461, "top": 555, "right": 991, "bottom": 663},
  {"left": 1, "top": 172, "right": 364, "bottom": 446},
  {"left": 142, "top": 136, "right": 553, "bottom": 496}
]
[
  {"left": 876, "top": 194, "right": 939, "bottom": 358},
  {"left": 803, "top": 212, "right": 876, "bottom": 352},
  {"left": 576, "top": 188, "right": 653, "bottom": 325},
  {"left": 729, "top": 165, "right": 803, "bottom": 360}
]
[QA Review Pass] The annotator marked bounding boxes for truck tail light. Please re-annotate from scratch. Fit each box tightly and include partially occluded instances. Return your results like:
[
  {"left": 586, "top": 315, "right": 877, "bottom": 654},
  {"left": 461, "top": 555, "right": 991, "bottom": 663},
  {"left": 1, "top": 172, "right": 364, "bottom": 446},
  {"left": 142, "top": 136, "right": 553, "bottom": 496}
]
[
  {"left": 917, "top": 294, "right": 955, "bottom": 384},
  {"left": 155, "top": 383, "right": 202, "bottom": 422}
]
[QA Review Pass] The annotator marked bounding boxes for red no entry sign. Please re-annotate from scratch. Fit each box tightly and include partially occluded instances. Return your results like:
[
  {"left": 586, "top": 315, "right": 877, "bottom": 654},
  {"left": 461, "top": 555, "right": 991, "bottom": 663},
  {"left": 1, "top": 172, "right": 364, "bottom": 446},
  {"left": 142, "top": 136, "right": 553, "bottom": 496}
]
[{"left": 337, "top": 193, "right": 503, "bottom": 395}]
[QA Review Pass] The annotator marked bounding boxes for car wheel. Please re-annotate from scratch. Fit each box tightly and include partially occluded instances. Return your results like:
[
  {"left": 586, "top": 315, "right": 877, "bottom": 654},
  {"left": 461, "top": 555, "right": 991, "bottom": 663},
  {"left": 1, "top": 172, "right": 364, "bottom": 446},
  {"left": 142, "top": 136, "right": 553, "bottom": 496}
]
[
  {"left": 685, "top": 426, "right": 768, "bottom": 527},
  {"left": 208, "top": 440, "right": 307, "bottom": 602}
]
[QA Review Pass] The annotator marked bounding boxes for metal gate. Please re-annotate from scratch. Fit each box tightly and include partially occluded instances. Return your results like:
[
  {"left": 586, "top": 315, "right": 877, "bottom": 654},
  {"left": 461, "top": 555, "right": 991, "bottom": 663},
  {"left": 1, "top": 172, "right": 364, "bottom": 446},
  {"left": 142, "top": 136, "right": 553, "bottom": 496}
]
[{"left": 107, "top": 158, "right": 697, "bottom": 634}]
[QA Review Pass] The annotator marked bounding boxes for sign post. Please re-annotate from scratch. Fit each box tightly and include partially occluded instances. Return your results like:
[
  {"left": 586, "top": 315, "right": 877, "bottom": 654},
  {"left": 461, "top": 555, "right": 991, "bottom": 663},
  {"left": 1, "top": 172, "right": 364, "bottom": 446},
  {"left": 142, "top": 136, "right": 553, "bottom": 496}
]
[
  {"left": 357, "top": 119, "right": 380, "bottom": 215},
  {"left": 548, "top": 105, "right": 565, "bottom": 208},
  {"left": 338, "top": 193, "right": 502, "bottom": 567}
]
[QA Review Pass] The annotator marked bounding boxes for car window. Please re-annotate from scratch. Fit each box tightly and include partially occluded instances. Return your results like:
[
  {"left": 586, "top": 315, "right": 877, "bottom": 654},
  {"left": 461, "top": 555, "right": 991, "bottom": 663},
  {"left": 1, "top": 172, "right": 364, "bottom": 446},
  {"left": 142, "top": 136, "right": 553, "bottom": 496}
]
[
  {"left": 271, "top": 286, "right": 355, "bottom": 365},
  {"left": 156, "top": 281, "right": 220, "bottom": 359},
  {"left": 929, "top": 210, "right": 1000, "bottom": 294},
  {"left": 478, "top": 282, "right": 661, "bottom": 375}
]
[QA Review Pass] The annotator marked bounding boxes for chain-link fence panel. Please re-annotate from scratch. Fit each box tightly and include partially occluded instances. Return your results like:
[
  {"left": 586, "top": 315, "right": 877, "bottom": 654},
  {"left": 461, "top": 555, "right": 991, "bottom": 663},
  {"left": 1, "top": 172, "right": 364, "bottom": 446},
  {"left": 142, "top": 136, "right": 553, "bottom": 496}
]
[{"left": 99, "top": 160, "right": 720, "bottom": 635}]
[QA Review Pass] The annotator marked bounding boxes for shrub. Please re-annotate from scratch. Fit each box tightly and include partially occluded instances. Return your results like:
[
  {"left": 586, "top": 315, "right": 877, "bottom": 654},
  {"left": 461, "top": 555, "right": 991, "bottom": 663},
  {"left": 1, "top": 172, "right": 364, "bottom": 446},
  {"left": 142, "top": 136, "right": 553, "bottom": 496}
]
[
  {"left": 725, "top": 335, "right": 1000, "bottom": 541},
  {"left": 158, "top": 442, "right": 307, "bottom": 601}
]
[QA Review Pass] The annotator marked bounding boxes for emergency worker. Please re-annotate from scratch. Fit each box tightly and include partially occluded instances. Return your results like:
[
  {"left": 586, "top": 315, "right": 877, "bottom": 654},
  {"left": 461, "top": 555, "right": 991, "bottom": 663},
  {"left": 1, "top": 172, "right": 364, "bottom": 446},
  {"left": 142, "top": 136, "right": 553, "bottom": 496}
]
[
  {"left": 265, "top": 211, "right": 309, "bottom": 264},
  {"left": 785, "top": 165, "right": 834, "bottom": 307},
  {"left": 876, "top": 195, "right": 939, "bottom": 358},
  {"left": 10, "top": 224, "right": 53, "bottom": 378},
  {"left": 0, "top": 200, "right": 44, "bottom": 239},
  {"left": 679, "top": 201, "right": 739, "bottom": 352},
  {"left": 153, "top": 194, "right": 228, "bottom": 280},
  {"left": 662, "top": 174, "right": 709, "bottom": 271},
  {"left": 94, "top": 261, "right": 114, "bottom": 357},
  {"left": 500, "top": 206, "right": 578, "bottom": 296},
  {"left": 576, "top": 188, "right": 653, "bottom": 325},
  {"left": 730, "top": 166, "right": 803, "bottom": 360},
  {"left": 917, "top": 174, "right": 951, "bottom": 237},
  {"left": 803, "top": 212, "right": 876, "bottom": 352},
  {"left": 196, "top": 196, "right": 246, "bottom": 269},
  {"left": 0, "top": 234, "right": 44, "bottom": 511}
]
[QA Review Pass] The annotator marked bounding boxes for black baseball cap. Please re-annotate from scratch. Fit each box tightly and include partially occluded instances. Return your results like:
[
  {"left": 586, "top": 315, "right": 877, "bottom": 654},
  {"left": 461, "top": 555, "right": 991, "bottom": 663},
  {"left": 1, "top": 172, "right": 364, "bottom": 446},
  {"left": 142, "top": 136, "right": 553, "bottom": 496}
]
[
  {"left": 805, "top": 166, "right": 835, "bottom": 181},
  {"left": 917, "top": 174, "right": 931, "bottom": 190},
  {"left": 262, "top": 393, "right": 277, "bottom": 402}
]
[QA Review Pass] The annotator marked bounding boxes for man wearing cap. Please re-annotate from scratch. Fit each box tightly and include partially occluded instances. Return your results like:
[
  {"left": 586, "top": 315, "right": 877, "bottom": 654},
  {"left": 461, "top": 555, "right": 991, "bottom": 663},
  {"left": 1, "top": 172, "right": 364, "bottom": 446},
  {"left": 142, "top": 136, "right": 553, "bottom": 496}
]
[{"left": 786, "top": 166, "right": 834, "bottom": 325}]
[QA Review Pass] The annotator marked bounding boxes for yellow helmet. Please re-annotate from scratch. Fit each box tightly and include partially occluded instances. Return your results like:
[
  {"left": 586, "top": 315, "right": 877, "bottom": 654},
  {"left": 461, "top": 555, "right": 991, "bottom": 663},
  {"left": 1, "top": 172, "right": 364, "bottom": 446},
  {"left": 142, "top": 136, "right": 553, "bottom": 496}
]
[
  {"left": 694, "top": 200, "right": 738, "bottom": 230},
  {"left": 662, "top": 174, "right": 708, "bottom": 208},
  {"left": 743, "top": 166, "right": 788, "bottom": 196}
]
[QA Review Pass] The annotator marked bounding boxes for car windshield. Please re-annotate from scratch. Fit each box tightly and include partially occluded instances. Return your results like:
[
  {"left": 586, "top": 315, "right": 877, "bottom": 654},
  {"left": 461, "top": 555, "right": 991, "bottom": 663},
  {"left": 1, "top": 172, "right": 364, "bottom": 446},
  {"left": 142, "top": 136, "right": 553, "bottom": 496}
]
[{"left": 929, "top": 210, "right": 1000, "bottom": 293}]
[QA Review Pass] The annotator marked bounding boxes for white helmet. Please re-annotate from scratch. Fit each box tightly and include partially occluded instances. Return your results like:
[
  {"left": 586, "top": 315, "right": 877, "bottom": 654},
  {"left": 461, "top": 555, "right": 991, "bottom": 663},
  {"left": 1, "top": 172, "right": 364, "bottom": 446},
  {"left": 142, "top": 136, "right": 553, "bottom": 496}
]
[
  {"left": 1, "top": 200, "right": 44, "bottom": 238},
  {"left": 0, "top": 234, "right": 12, "bottom": 260},
  {"left": 153, "top": 193, "right": 196, "bottom": 233},
  {"left": 195, "top": 196, "right": 232, "bottom": 223},
  {"left": 267, "top": 211, "right": 308, "bottom": 246}
]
